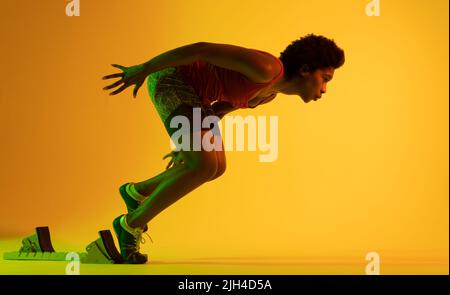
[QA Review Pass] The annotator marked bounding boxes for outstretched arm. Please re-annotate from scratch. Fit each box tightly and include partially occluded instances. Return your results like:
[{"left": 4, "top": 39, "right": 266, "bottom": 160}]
[
  {"left": 103, "top": 42, "right": 280, "bottom": 97},
  {"left": 103, "top": 42, "right": 206, "bottom": 97}
]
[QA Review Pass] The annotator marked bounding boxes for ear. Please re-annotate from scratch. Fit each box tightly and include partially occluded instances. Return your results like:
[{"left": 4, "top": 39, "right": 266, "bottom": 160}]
[{"left": 299, "top": 64, "right": 310, "bottom": 77}]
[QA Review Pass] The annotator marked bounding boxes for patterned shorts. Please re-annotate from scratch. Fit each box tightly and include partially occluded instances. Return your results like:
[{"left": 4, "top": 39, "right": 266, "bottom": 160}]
[{"left": 147, "top": 67, "right": 215, "bottom": 136}]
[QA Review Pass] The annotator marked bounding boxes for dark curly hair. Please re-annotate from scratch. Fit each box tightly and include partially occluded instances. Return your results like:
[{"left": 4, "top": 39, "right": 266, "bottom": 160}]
[{"left": 279, "top": 34, "right": 345, "bottom": 81}]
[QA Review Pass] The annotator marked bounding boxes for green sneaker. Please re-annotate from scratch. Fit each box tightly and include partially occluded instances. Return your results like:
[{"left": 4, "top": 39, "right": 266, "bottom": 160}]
[
  {"left": 119, "top": 183, "right": 148, "bottom": 232},
  {"left": 112, "top": 215, "right": 149, "bottom": 264},
  {"left": 119, "top": 183, "right": 142, "bottom": 212}
]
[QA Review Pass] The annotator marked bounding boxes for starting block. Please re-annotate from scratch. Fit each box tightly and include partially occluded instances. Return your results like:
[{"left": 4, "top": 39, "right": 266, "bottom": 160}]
[
  {"left": 3, "top": 226, "right": 124, "bottom": 264},
  {"left": 82, "top": 230, "right": 123, "bottom": 264}
]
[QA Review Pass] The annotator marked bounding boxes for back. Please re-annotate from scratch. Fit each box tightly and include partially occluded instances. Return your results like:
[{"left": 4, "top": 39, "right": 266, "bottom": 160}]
[{"left": 176, "top": 50, "right": 284, "bottom": 108}]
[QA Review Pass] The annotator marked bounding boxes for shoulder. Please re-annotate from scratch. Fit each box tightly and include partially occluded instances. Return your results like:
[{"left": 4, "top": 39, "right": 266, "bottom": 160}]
[
  {"left": 250, "top": 50, "right": 284, "bottom": 83},
  {"left": 198, "top": 42, "right": 283, "bottom": 83}
]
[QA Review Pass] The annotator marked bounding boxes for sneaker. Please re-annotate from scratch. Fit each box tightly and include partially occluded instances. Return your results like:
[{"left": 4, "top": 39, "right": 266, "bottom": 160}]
[
  {"left": 119, "top": 183, "right": 142, "bottom": 212},
  {"left": 112, "top": 215, "right": 149, "bottom": 264},
  {"left": 119, "top": 183, "right": 148, "bottom": 232}
]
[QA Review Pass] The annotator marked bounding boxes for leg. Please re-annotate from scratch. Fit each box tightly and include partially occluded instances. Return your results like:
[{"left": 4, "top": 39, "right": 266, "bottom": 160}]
[
  {"left": 118, "top": 163, "right": 186, "bottom": 215},
  {"left": 127, "top": 129, "right": 219, "bottom": 228},
  {"left": 113, "top": 68, "right": 220, "bottom": 263},
  {"left": 132, "top": 120, "right": 226, "bottom": 198},
  {"left": 208, "top": 135, "right": 227, "bottom": 182},
  {"left": 130, "top": 136, "right": 225, "bottom": 206},
  {"left": 133, "top": 163, "right": 185, "bottom": 196},
  {"left": 133, "top": 136, "right": 225, "bottom": 195},
  {"left": 113, "top": 129, "right": 219, "bottom": 263}
]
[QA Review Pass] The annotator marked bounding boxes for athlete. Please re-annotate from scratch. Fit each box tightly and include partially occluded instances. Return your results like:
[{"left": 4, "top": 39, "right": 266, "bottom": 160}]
[{"left": 103, "top": 34, "right": 345, "bottom": 264}]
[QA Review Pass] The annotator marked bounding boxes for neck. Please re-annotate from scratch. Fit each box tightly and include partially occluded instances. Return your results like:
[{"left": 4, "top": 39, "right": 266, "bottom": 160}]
[{"left": 267, "top": 73, "right": 297, "bottom": 95}]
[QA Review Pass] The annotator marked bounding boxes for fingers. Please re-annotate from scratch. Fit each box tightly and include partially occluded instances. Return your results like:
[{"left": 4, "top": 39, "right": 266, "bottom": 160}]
[
  {"left": 133, "top": 79, "right": 145, "bottom": 98},
  {"left": 133, "top": 82, "right": 142, "bottom": 98},
  {"left": 165, "top": 158, "right": 183, "bottom": 170},
  {"left": 163, "top": 151, "right": 184, "bottom": 169},
  {"left": 163, "top": 151, "right": 182, "bottom": 160},
  {"left": 102, "top": 73, "right": 123, "bottom": 80},
  {"left": 163, "top": 151, "right": 178, "bottom": 158},
  {"left": 103, "top": 80, "right": 123, "bottom": 90},
  {"left": 163, "top": 151, "right": 181, "bottom": 170},
  {"left": 166, "top": 159, "right": 174, "bottom": 170},
  {"left": 109, "top": 84, "right": 127, "bottom": 96},
  {"left": 111, "top": 64, "right": 127, "bottom": 71}
]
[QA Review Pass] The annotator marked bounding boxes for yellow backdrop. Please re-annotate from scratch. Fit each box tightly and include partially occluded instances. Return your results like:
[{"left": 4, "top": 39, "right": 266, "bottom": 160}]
[{"left": 0, "top": 0, "right": 448, "bottom": 274}]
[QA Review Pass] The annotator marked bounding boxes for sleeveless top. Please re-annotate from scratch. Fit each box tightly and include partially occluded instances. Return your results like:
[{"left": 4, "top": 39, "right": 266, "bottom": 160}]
[{"left": 175, "top": 50, "right": 284, "bottom": 109}]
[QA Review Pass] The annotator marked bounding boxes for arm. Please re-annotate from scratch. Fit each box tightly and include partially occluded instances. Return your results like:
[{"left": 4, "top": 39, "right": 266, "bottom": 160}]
[
  {"left": 140, "top": 42, "right": 206, "bottom": 75},
  {"left": 103, "top": 42, "right": 206, "bottom": 97},
  {"left": 199, "top": 42, "right": 281, "bottom": 83},
  {"left": 103, "top": 42, "right": 280, "bottom": 97},
  {"left": 111, "top": 41, "right": 278, "bottom": 79}
]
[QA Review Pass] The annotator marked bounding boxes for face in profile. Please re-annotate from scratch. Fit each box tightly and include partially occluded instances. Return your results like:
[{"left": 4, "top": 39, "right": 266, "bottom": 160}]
[{"left": 298, "top": 67, "right": 335, "bottom": 103}]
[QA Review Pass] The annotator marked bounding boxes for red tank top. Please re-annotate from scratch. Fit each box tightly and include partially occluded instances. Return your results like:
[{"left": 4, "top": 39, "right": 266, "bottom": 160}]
[{"left": 176, "top": 50, "right": 284, "bottom": 109}]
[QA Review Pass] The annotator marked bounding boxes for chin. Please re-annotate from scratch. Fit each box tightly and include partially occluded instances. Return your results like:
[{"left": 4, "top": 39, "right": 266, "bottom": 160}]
[
  {"left": 299, "top": 96, "right": 309, "bottom": 103},
  {"left": 299, "top": 93, "right": 315, "bottom": 103},
  {"left": 301, "top": 97, "right": 313, "bottom": 103}
]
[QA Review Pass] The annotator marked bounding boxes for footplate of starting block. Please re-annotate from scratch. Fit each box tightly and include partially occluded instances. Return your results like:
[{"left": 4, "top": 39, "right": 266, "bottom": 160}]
[
  {"left": 2, "top": 226, "right": 70, "bottom": 261},
  {"left": 3, "top": 227, "right": 123, "bottom": 264},
  {"left": 3, "top": 250, "right": 70, "bottom": 261},
  {"left": 81, "top": 230, "right": 123, "bottom": 264}
]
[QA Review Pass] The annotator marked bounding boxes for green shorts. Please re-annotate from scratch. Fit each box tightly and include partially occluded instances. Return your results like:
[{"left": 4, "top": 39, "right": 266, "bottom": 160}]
[{"left": 147, "top": 67, "right": 216, "bottom": 136}]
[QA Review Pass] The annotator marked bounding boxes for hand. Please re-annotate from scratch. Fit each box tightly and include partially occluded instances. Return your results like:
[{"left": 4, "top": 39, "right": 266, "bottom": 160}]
[
  {"left": 162, "top": 151, "right": 184, "bottom": 170},
  {"left": 102, "top": 64, "right": 147, "bottom": 98}
]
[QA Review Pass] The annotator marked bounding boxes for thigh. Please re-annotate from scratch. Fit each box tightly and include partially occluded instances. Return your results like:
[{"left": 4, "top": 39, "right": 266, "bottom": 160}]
[
  {"left": 148, "top": 69, "right": 221, "bottom": 169},
  {"left": 147, "top": 67, "right": 214, "bottom": 134}
]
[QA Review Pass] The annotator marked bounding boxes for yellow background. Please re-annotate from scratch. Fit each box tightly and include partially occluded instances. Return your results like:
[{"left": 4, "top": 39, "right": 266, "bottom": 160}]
[{"left": 0, "top": 0, "right": 448, "bottom": 274}]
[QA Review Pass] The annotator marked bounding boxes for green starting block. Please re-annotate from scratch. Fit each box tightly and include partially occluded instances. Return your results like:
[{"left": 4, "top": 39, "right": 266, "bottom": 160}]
[
  {"left": 3, "top": 227, "right": 124, "bottom": 264},
  {"left": 82, "top": 230, "right": 123, "bottom": 264}
]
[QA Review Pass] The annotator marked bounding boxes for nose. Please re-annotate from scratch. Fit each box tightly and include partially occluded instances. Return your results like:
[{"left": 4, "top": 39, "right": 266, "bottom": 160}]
[{"left": 321, "top": 83, "right": 327, "bottom": 94}]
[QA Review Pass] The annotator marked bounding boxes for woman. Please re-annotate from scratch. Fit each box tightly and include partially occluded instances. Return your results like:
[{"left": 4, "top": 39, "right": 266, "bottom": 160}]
[{"left": 103, "top": 34, "right": 345, "bottom": 264}]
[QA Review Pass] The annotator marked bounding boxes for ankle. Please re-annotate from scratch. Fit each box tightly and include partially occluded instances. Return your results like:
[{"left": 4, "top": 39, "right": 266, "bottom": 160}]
[
  {"left": 126, "top": 183, "right": 146, "bottom": 202},
  {"left": 121, "top": 214, "right": 142, "bottom": 236}
]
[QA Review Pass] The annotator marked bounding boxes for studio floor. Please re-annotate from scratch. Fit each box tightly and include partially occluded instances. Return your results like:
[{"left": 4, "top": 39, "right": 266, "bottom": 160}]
[{"left": 0, "top": 239, "right": 447, "bottom": 275}]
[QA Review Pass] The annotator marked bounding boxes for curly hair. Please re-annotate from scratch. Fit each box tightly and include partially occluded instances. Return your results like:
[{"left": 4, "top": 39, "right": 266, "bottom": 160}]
[{"left": 279, "top": 34, "right": 345, "bottom": 81}]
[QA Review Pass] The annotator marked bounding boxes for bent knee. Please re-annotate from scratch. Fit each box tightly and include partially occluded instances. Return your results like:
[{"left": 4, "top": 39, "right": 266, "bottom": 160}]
[
  {"left": 208, "top": 152, "right": 226, "bottom": 181},
  {"left": 208, "top": 163, "right": 226, "bottom": 181},
  {"left": 182, "top": 150, "right": 218, "bottom": 181}
]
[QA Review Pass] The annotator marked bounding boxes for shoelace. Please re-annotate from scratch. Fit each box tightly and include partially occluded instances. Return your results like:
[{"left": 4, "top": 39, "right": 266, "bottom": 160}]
[
  {"left": 125, "top": 228, "right": 154, "bottom": 252},
  {"left": 138, "top": 232, "right": 154, "bottom": 245}
]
